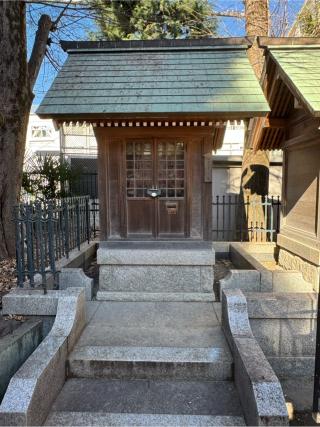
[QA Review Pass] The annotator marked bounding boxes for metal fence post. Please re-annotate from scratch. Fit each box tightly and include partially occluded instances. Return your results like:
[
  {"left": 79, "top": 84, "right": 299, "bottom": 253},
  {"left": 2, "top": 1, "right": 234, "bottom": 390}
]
[
  {"left": 76, "top": 199, "right": 81, "bottom": 250},
  {"left": 63, "top": 200, "right": 70, "bottom": 258},
  {"left": 86, "top": 197, "right": 90, "bottom": 243},
  {"left": 25, "top": 204, "right": 35, "bottom": 287},
  {"left": 47, "top": 201, "right": 56, "bottom": 291},
  {"left": 35, "top": 202, "right": 46, "bottom": 289},
  {"left": 14, "top": 205, "right": 24, "bottom": 287}
]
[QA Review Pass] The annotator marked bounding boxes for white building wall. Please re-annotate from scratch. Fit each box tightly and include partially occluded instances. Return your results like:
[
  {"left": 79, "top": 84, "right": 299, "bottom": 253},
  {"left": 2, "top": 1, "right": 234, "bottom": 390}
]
[
  {"left": 213, "top": 120, "right": 282, "bottom": 197},
  {"left": 26, "top": 112, "right": 60, "bottom": 157}
]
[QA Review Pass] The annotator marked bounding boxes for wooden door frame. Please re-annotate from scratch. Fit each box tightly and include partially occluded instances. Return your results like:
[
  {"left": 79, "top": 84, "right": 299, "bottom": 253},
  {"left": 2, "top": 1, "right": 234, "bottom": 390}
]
[
  {"left": 96, "top": 127, "right": 214, "bottom": 241},
  {"left": 123, "top": 137, "right": 189, "bottom": 239}
]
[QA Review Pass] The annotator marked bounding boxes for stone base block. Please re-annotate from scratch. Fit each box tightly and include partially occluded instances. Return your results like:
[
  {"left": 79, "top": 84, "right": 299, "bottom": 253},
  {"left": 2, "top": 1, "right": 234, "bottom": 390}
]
[
  {"left": 99, "top": 265, "right": 213, "bottom": 293},
  {"left": 98, "top": 241, "right": 215, "bottom": 295},
  {"left": 96, "top": 291, "right": 215, "bottom": 302},
  {"left": 278, "top": 248, "right": 320, "bottom": 290}
]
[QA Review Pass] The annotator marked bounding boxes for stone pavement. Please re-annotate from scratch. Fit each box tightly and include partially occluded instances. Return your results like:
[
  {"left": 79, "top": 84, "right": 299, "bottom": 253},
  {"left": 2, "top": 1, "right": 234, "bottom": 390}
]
[{"left": 45, "top": 300, "right": 246, "bottom": 426}]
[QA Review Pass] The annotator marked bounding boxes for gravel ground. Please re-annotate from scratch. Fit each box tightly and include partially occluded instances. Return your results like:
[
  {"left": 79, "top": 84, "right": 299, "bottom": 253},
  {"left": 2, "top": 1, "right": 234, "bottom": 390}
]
[
  {"left": 84, "top": 256, "right": 99, "bottom": 297},
  {"left": 0, "top": 258, "right": 16, "bottom": 310},
  {"left": 0, "top": 257, "right": 24, "bottom": 338},
  {"left": 290, "top": 412, "right": 317, "bottom": 426}
]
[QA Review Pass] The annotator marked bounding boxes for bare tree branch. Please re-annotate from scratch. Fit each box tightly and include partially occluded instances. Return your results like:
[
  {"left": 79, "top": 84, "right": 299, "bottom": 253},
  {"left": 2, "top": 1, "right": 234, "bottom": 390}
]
[
  {"left": 52, "top": 0, "right": 72, "bottom": 28},
  {"left": 210, "top": 10, "right": 245, "bottom": 19},
  {"left": 28, "top": 14, "right": 53, "bottom": 90}
]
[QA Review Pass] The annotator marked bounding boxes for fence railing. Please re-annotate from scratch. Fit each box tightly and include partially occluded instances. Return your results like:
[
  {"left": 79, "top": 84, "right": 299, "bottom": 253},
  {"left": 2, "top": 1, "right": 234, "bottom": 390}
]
[
  {"left": 70, "top": 172, "right": 98, "bottom": 199},
  {"left": 212, "top": 194, "right": 281, "bottom": 242},
  {"left": 14, "top": 196, "right": 91, "bottom": 289}
]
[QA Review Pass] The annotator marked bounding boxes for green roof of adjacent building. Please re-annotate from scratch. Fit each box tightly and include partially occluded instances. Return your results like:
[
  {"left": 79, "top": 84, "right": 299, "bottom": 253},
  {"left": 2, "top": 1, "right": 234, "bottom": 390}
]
[
  {"left": 36, "top": 39, "right": 269, "bottom": 119},
  {"left": 268, "top": 46, "right": 320, "bottom": 116}
]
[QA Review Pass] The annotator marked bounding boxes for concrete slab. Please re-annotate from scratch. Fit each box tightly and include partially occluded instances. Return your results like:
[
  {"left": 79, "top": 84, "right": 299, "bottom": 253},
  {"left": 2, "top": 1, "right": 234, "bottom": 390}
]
[
  {"left": 78, "top": 325, "right": 228, "bottom": 348},
  {"left": 49, "top": 378, "right": 242, "bottom": 415},
  {"left": 85, "top": 302, "right": 101, "bottom": 323},
  {"left": 75, "top": 325, "right": 227, "bottom": 348},
  {"left": 88, "top": 301, "right": 219, "bottom": 328},
  {"left": 74, "top": 302, "right": 225, "bottom": 349},
  {"left": 45, "top": 412, "right": 245, "bottom": 426}
]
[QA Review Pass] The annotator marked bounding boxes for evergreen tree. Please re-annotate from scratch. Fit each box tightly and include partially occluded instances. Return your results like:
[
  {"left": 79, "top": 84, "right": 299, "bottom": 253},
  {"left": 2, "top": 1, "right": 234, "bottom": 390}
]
[{"left": 90, "top": 0, "right": 217, "bottom": 40}]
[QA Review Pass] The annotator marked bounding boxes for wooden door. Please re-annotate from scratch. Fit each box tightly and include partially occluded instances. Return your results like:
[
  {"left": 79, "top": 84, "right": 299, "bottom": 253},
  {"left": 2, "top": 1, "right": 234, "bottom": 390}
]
[
  {"left": 156, "top": 139, "right": 186, "bottom": 237},
  {"left": 125, "top": 138, "right": 186, "bottom": 238},
  {"left": 126, "top": 140, "right": 155, "bottom": 237}
]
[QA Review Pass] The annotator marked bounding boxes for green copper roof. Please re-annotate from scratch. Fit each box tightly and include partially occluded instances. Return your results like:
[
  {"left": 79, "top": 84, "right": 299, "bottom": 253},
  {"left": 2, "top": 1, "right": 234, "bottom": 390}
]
[
  {"left": 37, "top": 39, "right": 269, "bottom": 118},
  {"left": 269, "top": 46, "right": 320, "bottom": 116}
]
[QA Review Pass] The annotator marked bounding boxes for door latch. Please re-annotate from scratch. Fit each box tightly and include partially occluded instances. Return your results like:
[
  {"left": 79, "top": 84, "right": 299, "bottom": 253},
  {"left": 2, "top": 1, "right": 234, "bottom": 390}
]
[{"left": 147, "top": 188, "right": 161, "bottom": 198}]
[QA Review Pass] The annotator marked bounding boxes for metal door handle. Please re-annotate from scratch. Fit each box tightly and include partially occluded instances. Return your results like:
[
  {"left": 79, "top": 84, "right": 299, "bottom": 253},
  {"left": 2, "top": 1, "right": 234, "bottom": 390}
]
[{"left": 147, "top": 188, "right": 161, "bottom": 198}]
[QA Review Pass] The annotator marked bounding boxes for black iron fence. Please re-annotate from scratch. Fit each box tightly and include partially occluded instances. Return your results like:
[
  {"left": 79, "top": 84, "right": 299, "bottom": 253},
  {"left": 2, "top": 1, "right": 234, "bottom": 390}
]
[
  {"left": 212, "top": 195, "right": 281, "bottom": 242},
  {"left": 90, "top": 198, "right": 99, "bottom": 237},
  {"left": 14, "top": 196, "right": 91, "bottom": 289},
  {"left": 69, "top": 172, "right": 98, "bottom": 199}
]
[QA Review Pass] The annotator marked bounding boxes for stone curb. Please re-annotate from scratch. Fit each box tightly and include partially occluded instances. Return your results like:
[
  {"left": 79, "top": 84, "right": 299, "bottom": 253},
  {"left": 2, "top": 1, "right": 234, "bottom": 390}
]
[
  {"left": 220, "top": 270, "right": 260, "bottom": 300},
  {"left": 59, "top": 268, "right": 94, "bottom": 301},
  {"left": 2, "top": 290, "right": 59, "bottom": 316},
  {"left": 0, "top": 287, "right": 86, "bottom": 426},
  {"left": 230, "top": 243, "right": 314, "bottom": 293},
  {"left": 0, "top": 320, "right": 43, "bottom": 401},
  {"left": 222, "top": 288, "right": 288, "bottom": 426},
  {"left": 245, "top": 292, "right": 318, "bottom": 319}
]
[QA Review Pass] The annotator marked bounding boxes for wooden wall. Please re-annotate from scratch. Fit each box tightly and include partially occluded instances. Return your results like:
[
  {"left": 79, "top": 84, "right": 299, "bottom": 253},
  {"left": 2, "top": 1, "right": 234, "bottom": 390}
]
[{"left": 279, "top": 107, "right": 320, "bottom": 260}]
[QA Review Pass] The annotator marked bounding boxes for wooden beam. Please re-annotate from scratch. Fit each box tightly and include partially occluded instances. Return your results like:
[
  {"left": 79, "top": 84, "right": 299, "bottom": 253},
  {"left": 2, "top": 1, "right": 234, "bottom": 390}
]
[
  {"left": 61, "top": 37, "right": 254, "bottom": 53},
  {"left": 258, "top": 37, "right": 320, "bottom": 47},
  {"left": 263, "top": 117, "right": 286, "bottom": 128}
]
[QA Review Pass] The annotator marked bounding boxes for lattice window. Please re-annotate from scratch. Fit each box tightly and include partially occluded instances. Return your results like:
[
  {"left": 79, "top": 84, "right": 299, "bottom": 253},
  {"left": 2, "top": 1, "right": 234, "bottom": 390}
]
[
  {"left": 158, "top": 141, "right": 184, "bottom": 198},
  {"left": 126, "top": 141, "right": 153, "bottom": 198},
  {"left": 31, "top": 125, "right": 53, "bottom": 139}
]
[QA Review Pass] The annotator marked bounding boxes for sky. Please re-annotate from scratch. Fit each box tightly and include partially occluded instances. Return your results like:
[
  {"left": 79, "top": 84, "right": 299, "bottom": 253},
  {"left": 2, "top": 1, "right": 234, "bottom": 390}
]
[{"left": 27, "top": 0, "right": 305, "bottom": 107}]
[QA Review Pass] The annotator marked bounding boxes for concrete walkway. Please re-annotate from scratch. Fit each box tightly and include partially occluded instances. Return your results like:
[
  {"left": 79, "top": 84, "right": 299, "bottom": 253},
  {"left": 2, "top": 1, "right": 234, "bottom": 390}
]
[{"left": 45, "top": 300, "right": 245, "bottom": 426}]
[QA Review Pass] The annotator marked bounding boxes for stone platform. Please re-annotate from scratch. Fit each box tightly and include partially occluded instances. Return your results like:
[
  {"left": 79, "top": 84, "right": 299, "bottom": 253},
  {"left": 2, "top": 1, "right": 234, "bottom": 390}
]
[{"left": 97, "top": 241, "right": 215, "bottom": 301}]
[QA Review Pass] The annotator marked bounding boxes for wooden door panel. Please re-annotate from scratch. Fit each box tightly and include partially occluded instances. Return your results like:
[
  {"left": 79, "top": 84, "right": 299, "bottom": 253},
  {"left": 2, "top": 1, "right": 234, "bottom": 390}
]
[
  {"left": 125, "top": 140, "right": 155, "bottom": 237},
  {"left": 127, "top": 199, "right": 154, "bottom": 237},
  {"left": 158, "top": 199, "right": 185, "bottom": 237},
  {"left": 156, "top": 140, "right": 186, "bottom": 237}
]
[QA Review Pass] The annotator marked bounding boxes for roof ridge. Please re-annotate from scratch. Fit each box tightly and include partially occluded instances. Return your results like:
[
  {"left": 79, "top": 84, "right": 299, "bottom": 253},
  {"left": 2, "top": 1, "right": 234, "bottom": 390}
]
[{"left": 60, "top": 38, "right": 253, "bottom": 53}]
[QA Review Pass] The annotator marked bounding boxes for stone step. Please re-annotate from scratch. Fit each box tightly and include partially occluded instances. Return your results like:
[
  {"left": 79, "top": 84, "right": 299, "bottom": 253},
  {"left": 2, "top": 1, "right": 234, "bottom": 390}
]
[
  {"left": 45, "top": 378, "right": 245, "bottom": 426},
  {"left": 99, "top": 265, "right": 213, "bottom": 293},
  {"left": 46, "top": 412, "right": 246, "bottom": 426},
  {"left": 68, "top": 345, "right": 233, "bottom": 380},
  {"left": 96, "top": 291, "right": 215, "bottom": 302}
]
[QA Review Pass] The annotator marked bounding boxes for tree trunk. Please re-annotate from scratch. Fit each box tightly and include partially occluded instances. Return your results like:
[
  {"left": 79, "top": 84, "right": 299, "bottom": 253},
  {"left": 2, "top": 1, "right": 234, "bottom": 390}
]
[
  {"left": 0, "top": 2, "right": 32, "bottom": 259},
  {"left": 238, "top": 0, "right": 270, "bottom": 241},
  {"left": 0, "top": 2, "right": 53, "bottom": 259}
]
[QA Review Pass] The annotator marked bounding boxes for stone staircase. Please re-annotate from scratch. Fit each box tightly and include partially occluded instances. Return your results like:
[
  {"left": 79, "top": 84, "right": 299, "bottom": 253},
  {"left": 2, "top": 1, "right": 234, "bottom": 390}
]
[{"left": 45, "top": 301, "right": 246, "bottom": 426}]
